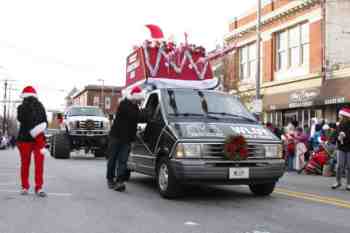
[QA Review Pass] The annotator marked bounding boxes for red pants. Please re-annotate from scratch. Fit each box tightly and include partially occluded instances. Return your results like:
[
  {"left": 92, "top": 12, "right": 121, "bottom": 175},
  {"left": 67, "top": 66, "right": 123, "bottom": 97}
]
[{"left": 17, "top": 142, "right": 45, "bottom": 192}]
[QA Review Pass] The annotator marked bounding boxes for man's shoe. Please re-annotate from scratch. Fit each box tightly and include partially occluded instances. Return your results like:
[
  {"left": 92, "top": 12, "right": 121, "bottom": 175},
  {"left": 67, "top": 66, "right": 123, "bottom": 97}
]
[
  {"left": 107, "top": 180, "right": 115, "bottom": 189},
  {"left": 20, "top": 189, "right": 29, "bottom": 195},
  {"left": 114, "top": 181, "right": 126, "bottom": 192},
  {"left": 331, "top": 182, "right": 341, "bottom": 189},
  {"left": 35, "top": 189, "right": 47, "bottom": 197}
]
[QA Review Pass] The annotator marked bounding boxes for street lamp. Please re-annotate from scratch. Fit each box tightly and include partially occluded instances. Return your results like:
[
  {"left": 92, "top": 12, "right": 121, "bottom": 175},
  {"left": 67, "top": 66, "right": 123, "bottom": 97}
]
[{"left": 97, "top": 78, "right": 105, "bottom": 112}]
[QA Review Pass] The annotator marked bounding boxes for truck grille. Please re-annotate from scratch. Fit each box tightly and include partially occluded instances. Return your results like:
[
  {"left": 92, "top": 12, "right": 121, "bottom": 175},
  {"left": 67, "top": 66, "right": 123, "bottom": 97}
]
[
  {"left": 78, "top": 120, "right": 102, "bottom": 130},
  {"left": 202, "top": 143, "right": 265, "bottom": 158}
]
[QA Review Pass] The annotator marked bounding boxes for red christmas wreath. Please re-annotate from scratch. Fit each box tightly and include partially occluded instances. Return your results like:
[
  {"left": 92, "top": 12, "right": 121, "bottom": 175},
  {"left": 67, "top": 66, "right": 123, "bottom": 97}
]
[{"left": 223, "top": 134, "right": 249, "bottom": 161}]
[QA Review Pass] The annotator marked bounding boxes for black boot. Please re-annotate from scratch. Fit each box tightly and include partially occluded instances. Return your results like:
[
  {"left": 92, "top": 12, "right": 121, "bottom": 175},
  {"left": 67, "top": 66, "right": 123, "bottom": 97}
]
[
  {"left": 107, "top": 180, "right": 115, "bottom": 189},
  {"left": 114, "top": 181, "right": 126, "bottom": 192}
]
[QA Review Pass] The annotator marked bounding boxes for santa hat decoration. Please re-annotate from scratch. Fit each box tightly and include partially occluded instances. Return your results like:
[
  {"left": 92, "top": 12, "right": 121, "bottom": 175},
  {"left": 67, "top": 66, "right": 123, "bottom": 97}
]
[
  {"left": 339, "top": 107, "right": 350, "bottom": 118},
  {"left": 20, "top": 86, "right": 37, "bottom": 98},
  {"left": 127, "top": 86, "right": 145, "bottom": 101}
]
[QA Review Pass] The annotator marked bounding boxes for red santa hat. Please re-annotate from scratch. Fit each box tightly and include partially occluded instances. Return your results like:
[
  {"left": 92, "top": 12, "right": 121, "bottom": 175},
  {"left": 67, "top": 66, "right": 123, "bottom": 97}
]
[
  {"left": 127, "top": 86, "right": 145, "bottom": 101},
  {"left": 20, "top": 86, "right": 37, "bottom": 98},
  {"left": 339, "top": 107, "right": 350, "bottom": 118}
]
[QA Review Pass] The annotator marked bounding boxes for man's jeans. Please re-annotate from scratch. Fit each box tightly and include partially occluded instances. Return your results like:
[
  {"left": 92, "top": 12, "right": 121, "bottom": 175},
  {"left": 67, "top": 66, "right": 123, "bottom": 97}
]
[
  {"left": 106, "top": 137, "right": 130, "bottom": 182},
  {"left": 287, "top": 153, "right": 295, "bottom": 171}
]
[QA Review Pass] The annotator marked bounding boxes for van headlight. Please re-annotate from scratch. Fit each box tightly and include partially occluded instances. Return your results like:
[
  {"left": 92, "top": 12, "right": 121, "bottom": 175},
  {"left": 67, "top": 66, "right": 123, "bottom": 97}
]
[
  {"left": 175, "top": 143, "right": 202, "bottom": 158},
  {"left": 264, "top": 144, "right": 282, "bottom": 158}
]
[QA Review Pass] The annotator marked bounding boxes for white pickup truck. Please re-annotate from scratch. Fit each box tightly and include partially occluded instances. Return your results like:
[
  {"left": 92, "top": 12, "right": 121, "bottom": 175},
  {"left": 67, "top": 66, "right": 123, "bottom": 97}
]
[{"left": 51, "top": 106, "right": 110, "bottom": 159}]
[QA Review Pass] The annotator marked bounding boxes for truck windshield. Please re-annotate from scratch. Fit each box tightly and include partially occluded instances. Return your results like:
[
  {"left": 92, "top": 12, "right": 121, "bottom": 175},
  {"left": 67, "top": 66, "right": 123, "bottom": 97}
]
[
  {"left": 69, "top": 107, "right": 104, "bottom": 117},
  {"left": 165, "top": 89, "right": 256, "bottom": 121}
]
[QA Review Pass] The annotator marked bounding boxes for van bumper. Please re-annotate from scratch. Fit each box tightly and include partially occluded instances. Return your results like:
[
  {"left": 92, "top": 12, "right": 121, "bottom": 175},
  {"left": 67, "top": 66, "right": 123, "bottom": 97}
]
[{"left": 171, "top": 159, "right": 285, "bottom": 185}]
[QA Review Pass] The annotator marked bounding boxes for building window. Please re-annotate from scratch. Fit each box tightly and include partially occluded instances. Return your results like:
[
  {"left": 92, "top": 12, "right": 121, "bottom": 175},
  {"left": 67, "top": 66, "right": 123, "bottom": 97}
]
[
  {"left": 105, "top": 96, "right": 111, "bottom": 110},
  {"left": 276, "top": 22, "right": 309, "bottom": 71},
  {"left": 93, "top": 96, "right": 100, "bottom": 106},
  {"left": 239, "top": 43, "right": 257, "bottom": 82}
]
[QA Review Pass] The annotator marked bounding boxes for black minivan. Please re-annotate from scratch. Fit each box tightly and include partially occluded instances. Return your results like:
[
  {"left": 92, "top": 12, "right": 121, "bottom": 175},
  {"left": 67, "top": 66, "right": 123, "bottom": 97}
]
[{"left": 128, "top": 88, "right": 285, "bottom": 198}]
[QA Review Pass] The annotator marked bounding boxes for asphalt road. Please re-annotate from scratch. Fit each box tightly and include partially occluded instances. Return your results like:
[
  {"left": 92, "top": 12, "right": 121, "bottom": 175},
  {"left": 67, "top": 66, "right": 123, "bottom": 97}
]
[{"left": 1, "top": 149, "right": 350, "bottom": 233}]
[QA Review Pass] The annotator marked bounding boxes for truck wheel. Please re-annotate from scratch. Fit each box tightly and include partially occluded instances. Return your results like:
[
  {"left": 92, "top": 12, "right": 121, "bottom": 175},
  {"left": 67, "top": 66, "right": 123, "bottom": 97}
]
[
  {"left": 49, "top": 136, "right": 55, "bottom": 157},
  {"left": 94, "top": 149, "right": 106, "bottom": 158},
  {"left": 124, "top": 169, "right": 131, "bottom": 181},
  {"left": 52, "top": 133, "right": 71, "bottom": 159},
  {"left": 249, "top": 182, "right": 276, "bottom": 196},
  {"left": 156, "top": 157, "right": 182, "bottom": 199}
]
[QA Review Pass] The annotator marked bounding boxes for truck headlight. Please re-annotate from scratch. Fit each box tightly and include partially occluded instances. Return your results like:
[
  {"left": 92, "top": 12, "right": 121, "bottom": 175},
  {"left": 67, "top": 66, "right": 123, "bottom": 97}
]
[
  {"left": 103, "top": 121, "right": 110, "bottom": 130},
  {"left": 69, "top": 121, "right": 78, "bottom": 129},
  {"left": 264, "top": 144, "right": 282, "bottom": 158},
  {"left": 175, "top": 143, "right": 202, "bottom": 158}
]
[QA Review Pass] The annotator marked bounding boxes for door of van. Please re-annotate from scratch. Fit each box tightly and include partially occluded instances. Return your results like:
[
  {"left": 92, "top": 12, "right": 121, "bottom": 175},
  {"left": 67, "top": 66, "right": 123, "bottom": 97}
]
[{"left": 131, "top": 93, "right": 165, "bottom": 176}]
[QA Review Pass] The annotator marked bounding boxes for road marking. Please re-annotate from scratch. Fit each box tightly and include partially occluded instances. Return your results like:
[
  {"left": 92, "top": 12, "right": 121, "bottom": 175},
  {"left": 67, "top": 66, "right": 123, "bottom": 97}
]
[
  {"left": 0, "top": 189, "right": 72, "bottom": 197},
  {"left": 275, "top": 188, "right": 350, "bottom": 209},
  {"left": 0, "top": 182, "right": 16, "bottom": 186},
  {"left": 184, "top": 221, "right": 200, "bottom": 226}
]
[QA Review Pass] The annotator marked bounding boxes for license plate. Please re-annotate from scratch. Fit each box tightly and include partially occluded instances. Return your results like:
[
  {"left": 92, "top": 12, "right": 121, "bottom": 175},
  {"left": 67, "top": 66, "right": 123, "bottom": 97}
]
[{"left": 229, "top": 167, "right": 249, "bottom": 179}]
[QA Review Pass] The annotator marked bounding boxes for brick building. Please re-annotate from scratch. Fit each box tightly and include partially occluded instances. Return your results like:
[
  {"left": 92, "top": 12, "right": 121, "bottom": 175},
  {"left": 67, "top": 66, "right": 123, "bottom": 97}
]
[
  {"left": 223, "top": 0, "right": 350, "bottom": 127},
  {"left": 72, "top": 85, "right": 123, "bottom": 117}
]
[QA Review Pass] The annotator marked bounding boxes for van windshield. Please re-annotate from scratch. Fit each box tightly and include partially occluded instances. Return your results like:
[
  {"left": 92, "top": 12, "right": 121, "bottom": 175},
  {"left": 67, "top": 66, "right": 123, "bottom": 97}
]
[{"left": 164, "top": 89, "right": 256, "bottom": 121}]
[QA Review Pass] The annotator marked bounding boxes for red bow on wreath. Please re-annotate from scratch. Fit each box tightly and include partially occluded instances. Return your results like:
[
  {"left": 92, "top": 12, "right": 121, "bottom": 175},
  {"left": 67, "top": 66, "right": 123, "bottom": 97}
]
[{"left": 224, "top": 134, "right": 249, "bottom": 161}]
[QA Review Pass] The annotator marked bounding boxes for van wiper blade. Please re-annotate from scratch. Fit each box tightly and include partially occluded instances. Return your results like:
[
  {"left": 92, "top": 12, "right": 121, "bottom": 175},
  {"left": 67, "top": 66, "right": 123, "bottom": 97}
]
[
  {"left": 169, "top": 112, "right": 204, "bottom": 117},
  {"left": 207, "top": 112, "right": 256, "bottom": 121}
]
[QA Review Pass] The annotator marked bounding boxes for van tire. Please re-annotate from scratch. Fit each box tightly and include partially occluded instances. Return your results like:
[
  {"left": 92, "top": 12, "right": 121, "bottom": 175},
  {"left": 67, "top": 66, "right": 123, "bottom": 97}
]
[
  {"left": 156, "top": 157, "right": 182, "bottom": 199},
  {"left": 249, "top": 182, "right": 276, "bottom": 196}
]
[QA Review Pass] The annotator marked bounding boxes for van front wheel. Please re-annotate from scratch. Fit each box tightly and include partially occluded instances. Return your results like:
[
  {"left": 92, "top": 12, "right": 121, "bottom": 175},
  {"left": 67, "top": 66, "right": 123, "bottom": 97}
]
[
  {"left": 249, "top": 182, "right": 276, "bottom": 196},
  {"left": 156, "top": 157, "right": 182, "bottom": 199}
]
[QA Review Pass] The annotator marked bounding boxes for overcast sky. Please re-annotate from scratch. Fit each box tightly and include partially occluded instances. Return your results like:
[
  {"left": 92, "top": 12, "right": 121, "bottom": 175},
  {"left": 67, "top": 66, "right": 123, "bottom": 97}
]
[{"left": 0, "top": 0, "right": 257, "bottom": 111}]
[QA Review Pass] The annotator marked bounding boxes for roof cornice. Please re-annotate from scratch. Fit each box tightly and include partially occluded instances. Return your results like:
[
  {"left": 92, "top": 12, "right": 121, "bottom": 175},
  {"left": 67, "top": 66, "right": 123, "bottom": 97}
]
[{"left": 225, "top": 0, "right": 320, "bottom": 42}]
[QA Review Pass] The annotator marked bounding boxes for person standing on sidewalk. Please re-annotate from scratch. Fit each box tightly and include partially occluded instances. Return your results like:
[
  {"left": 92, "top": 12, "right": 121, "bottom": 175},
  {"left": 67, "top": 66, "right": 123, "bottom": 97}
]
[
  {"left": 106, "top": 86, "right": 148, "bottom": 192},
  {"left": 332, "top": 107, "right": 350, "bottom": 190},
  {"left": 16, "top": 86, "right": 48, "bottom": 197}
]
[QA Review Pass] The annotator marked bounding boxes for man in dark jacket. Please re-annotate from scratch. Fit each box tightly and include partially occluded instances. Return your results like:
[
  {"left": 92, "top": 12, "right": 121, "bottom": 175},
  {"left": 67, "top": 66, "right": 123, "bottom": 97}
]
[
  {"left": 17, "top": 86, "right": 48, "bottom": 197},
  {"left": 106, "top": 86, "right": 148, "bottom": 191},
  {"left": 332, "top": 107, "right": 350, "bottom": 190}
]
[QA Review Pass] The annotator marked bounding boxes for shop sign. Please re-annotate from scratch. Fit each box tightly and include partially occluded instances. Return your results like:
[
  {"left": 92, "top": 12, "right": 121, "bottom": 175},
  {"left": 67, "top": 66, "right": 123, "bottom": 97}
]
[
  {"left": 324, "top": 97, "right": 346, "bottom": 105},
  {"left": 289, "top": 101, "right": 313, "bottom": 108},
  {"left": 288, "top": 89, "right": 319, "bottom": 108},
  {"left": 289, "top": 89, "right": 319, "bottom": 103}
]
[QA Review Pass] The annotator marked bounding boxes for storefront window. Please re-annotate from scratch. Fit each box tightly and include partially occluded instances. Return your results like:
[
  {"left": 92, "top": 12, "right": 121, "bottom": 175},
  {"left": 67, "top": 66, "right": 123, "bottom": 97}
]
[{"left": 303, "top": 110, "right": 310, "bottom": 127}]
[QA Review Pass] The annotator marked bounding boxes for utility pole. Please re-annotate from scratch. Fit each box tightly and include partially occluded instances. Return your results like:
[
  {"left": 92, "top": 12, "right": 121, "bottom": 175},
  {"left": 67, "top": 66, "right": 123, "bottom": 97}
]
[
  {"left": 255, "top": 0, "right": 262, "bottom": 116},
  {"left": 98, "top": 78, "right": 105, "bottom": 112},
  {"left": 3, "top": 80, "right": 8, "bottom": 134}
]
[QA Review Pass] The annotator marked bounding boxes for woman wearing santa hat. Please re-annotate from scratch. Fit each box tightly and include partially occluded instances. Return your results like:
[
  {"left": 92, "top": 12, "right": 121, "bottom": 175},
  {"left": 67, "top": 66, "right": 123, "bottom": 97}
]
[
  {"left": 332, "top": 107, "right": 350, "bottom": 190},
  {"left": 17, "top": 86, "right": 48, "bottom": 197}
]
